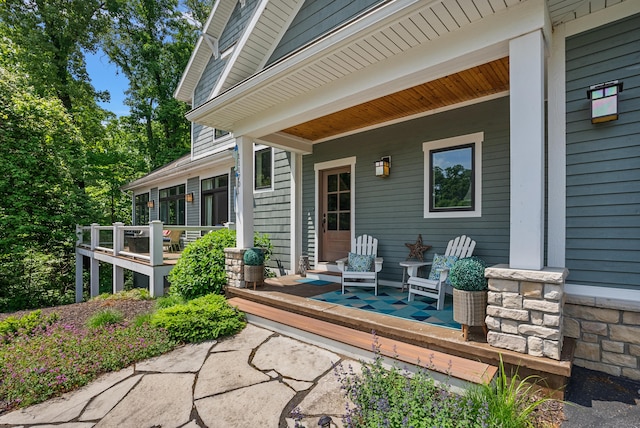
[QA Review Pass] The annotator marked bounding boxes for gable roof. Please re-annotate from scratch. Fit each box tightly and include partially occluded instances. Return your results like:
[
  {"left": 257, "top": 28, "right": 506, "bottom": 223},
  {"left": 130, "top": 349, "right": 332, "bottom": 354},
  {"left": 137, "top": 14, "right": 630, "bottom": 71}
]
[{"left": 174, "top": 0, "right": 237, "bottom": 104}]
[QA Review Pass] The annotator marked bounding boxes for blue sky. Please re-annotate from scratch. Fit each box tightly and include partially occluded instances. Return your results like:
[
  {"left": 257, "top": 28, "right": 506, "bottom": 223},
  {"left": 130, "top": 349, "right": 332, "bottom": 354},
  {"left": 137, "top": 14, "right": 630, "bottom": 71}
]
[{"left": 85, "top": 49, "right": 130, "bottom": 116}]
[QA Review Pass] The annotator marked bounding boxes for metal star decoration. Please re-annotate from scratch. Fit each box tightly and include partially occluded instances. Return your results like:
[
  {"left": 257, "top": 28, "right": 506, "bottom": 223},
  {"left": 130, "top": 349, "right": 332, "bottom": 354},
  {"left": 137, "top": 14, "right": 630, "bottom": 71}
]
[{"left": 405, "top": 234, "right": 431, "bottom": 261}]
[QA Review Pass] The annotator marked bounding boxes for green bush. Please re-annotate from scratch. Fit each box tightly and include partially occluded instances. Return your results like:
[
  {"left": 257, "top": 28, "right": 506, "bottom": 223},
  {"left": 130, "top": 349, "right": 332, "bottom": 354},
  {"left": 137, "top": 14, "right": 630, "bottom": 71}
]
[
  {"left": 243, "top": 247, "right": 264, "bottom": 266},
  {"left": 449, "top": 256, "right": 489, "bottom": 291},
  {"left": 150, "top": 294, "right": 246, "bottom": 343},
  {"left": 0, "top": 310, "right": 59, "bottom": 343},
  {"left": 167, "top": 229, "right": 273, "bottom": 300},
  {"left": 92, "top": 289, "right": 151, "bottom": 301},
  {"left": 86, "top": 309, "right": 124, "bottom": 329}
]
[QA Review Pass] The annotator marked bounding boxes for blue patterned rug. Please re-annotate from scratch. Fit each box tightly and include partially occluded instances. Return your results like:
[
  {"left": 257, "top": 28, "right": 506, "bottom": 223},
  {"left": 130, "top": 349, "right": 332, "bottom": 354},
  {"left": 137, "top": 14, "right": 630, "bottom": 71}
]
[
  {"left": 312, "top": 287, "right": 460, "bottom": 330},
  {"left": 295, "top": 278, "right": 335, "bottom": 286}
]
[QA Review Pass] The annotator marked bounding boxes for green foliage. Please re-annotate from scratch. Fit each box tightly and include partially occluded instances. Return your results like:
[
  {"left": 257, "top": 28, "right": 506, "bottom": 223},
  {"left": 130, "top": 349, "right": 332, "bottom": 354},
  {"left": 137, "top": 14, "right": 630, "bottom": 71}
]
[
  {"left": 168, "top": 229, "right": 273, "bottom": 300},
  {"left": 0, "top": 310, "right": 59, "bottom": 343},
  {"left": 334, "top": 337, "right": 490, "bottom": 428},
  {"left": 0, "top": 321, "right": 176, "bottom": 408},
  {"left": 150, "top": 294, "right": 246, "bottom": 343},
  {"left": 243, "top": 248, "right": 265, "bottom": 266},
  {"left": 155, "top": 295, "right": 187, "bottom": 309},
  {"left": 86, "top": 309, "right": 124, "bottom": 329},
  {"left": 92, "top": 289, "right": 151, "bottom": 301},
  {"left": 450, "top": 257, "right": 489, "bottom": 291},
  {"left": 465, "top": 356, "right": 555, "bottom": 428}
]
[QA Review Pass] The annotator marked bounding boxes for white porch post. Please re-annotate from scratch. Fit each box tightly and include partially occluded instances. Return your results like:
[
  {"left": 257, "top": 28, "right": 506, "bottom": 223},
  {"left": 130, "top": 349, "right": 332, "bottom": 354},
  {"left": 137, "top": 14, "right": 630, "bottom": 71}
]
[
  {"left": 290, "top": 152, "right": 303, "bottom": 273},
  {"left": 75, "top": 249, "right": 83, "bottom": 303},
  {"left": 509, "top": 30, "right": 546, "bottom": 270},
  {"left": 149, "top": 220, "right": 164, "bottom": 266},
  {"left": 89, "top": 223, "right": 99, "bottom": 298},
  {"left": 112, "top": 222, "right": 124, "bottom": 293},
  {"left": 235, "top": 136, "right": 254, "bottom": 249}
]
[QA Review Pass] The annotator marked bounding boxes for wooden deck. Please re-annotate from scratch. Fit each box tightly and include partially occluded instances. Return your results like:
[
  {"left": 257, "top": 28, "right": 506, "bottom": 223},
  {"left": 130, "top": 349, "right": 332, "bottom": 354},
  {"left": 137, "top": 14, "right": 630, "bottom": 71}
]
[{"left": 227, "top": 275, "right": 574, "bottom": 396}]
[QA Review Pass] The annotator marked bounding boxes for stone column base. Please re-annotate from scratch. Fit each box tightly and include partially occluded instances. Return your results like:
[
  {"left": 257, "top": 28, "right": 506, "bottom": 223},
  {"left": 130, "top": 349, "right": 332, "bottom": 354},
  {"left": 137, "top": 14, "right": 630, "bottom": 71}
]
[
  {"left": 225, "top": 248, "right": 246, "bottom": 289},
  {"left": 485, "top": 264, "right": 568, "bottom": 360}
]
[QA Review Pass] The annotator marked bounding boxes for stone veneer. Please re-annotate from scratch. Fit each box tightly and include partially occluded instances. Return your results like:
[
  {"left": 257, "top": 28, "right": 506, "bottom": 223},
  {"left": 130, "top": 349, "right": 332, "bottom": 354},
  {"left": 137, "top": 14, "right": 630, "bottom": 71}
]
[
  {"left": 484, "top": 264, "right": 569, "bottom": 360},
  {"left": 224, "top": 248, "right": 247, "bottom": 289},
  {"left": 564, "top": 294, "right": 640, "bottom": 381}
]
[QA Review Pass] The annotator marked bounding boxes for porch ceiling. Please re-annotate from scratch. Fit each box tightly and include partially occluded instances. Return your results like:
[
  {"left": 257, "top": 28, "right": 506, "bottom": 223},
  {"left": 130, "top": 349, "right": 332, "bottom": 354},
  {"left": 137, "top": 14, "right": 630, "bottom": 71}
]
[{"left": 281, "top": 57, "right": 509, "bottom": 141}]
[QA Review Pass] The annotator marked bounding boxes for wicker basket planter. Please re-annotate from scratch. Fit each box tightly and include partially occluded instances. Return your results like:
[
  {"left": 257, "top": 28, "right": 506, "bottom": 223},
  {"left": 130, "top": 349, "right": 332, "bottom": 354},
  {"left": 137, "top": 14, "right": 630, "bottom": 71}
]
[
  {"left": 244, "top": 264, "right": 264, "bottom": 286},
  {"left": 453, "top": 288, "right": 487, "bottom": 326}
]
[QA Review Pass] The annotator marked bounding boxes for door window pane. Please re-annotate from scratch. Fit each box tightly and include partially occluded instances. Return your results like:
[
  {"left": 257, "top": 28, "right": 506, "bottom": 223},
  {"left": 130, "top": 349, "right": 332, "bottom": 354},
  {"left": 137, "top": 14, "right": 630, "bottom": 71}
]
[
  {"left": 339, "top": 213, "right": 350, "bottom": 231},
  {"left": 339, "top": 172, "right": 350, "bottom": 191},
  {"left": 327, "top": 213, "right": 337, "bottom": 230},
  {"left": 339, "top": 193, "right": 350, "bottom": 210},
  {"left": 327, "top": 194, "right": 338, "bottom": 212},
  {"left": 327, "top": 174, "right": 338, "bottom": 192}
]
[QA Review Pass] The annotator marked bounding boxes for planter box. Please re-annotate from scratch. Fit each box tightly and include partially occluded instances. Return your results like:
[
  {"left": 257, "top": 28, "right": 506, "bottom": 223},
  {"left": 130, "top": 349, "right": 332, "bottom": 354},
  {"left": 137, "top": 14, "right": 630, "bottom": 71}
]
[
  {"left": 453, "top": 288, "right": 488, "bottom": 341},
  {"left": 244, "top": 265, "right": 264, "bottom": 289}
]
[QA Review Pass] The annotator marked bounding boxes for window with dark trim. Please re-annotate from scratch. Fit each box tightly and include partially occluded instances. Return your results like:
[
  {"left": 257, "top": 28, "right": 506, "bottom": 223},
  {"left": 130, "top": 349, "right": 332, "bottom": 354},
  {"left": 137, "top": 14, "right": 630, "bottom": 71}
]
[
  {"left": 429, "top": 144, "right": 475, "bottom": 212},
  {"left": 159, "top": 184, "right": 186, "bottom": 225},
  {"left": 201, "top": 174, "right": 228, "bottom": 226},
  {"left": 254, "top": 147, "right": 273, "bottom": 190},
  {"left": 214, "top": 129, "right": 229, "bottom": 139},
  {"left": 134, "top": 193, "right": 149, "bottom": 225}
]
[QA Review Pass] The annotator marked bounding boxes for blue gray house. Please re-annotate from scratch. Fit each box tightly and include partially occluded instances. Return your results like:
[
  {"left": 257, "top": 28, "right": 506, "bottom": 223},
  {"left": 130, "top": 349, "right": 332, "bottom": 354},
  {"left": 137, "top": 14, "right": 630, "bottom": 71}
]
[{"left": 122, "top": 0, "right": 640, "bottom": 379}]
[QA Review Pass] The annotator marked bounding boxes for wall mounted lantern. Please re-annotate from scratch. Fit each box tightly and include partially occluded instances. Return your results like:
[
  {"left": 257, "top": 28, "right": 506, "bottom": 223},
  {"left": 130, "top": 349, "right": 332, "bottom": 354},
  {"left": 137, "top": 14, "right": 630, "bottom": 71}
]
[
  {"left": 587, "top": 80, "right": 623, "bottom": 124},
  {"left": 374, "top": 156, "right": 391, "bottom": 178},
  {"left": 147, "top": 200, "right": 154, "bottom": 208},
  {"left": 185, "top": 192, "right": 194, "bottom": 203}
]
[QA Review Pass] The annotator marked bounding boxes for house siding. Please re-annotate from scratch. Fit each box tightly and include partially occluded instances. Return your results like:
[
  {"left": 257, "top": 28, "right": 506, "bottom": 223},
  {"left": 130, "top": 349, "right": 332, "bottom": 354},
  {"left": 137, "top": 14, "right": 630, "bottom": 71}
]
[
  {"left": 303, "top": 97, "right": 511, "bottom": 282},
  {"left": 192, "top": 0, "right": 260, "bottom": 158},
  {"left": 266, "top": 0, "right": 385, "bottom": 66},
  {"left": 186, "top": 177, "right": 200, "bottom": 226},
  {"left": 565, "top": 13, "right": 640, "bottom": 289},
  {"left": 255, "top": 148, "right": 292, "bottom": 273}
]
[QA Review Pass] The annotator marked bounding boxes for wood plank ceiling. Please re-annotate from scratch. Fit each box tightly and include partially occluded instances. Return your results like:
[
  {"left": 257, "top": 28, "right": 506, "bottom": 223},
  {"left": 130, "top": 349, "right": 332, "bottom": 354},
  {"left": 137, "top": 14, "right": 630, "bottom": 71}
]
[{"left": 282, "top": 56, "right": 510, "bottom": 142}]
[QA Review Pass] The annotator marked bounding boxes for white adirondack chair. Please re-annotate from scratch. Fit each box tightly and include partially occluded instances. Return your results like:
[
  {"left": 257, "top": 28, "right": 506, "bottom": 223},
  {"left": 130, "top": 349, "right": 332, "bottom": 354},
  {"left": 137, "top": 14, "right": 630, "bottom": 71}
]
[
  {"left": 336, "top": 234, "right": 384, "bottom": 295},
  {"left": 407, "top": 235, "right": 476, "bottom": 310}
]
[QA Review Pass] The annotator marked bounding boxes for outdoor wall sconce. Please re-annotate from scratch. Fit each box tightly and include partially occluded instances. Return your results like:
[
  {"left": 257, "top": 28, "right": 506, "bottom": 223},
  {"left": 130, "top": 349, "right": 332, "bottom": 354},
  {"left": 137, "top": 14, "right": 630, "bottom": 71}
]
[
  {"left": 147, "top": 200, "right": 154, "bottom": 208},
  {"left": 185, "top": 192, "right": 194, "bottom": 203},
  {"left": 587, "top": 80, "right": 623, "bottom": 124},
  {"left": 374, "top": 156, "right": 391, "bottom": 178}
]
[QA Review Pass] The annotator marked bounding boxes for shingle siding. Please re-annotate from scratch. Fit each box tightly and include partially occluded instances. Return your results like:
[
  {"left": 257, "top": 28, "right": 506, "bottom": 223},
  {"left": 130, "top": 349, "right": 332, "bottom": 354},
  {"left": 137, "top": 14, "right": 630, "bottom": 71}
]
[
  {"left": 267, "top": 0, "right": 385, "bottom": 65},
  {"left": 565, "top": 13, "right": 640, "bottom": 289},
  {"left": 303, "top": 97, "right": 511, "bottom": 282}
]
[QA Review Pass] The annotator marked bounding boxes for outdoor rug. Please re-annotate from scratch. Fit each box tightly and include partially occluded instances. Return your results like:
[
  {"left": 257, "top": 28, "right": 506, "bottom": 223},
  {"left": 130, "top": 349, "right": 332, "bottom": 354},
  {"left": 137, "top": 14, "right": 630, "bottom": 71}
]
[
  {"left": 311, "top": 287, "right": 460, "bottom": 330},
  {"left": 296, "top": 278, "right": 336, "bottom": 286}
]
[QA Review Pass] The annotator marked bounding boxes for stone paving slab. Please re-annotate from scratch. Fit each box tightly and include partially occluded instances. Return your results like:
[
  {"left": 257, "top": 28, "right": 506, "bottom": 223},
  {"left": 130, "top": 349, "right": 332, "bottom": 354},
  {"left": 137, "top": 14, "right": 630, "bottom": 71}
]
[
  {"left": 213, "top": 323, "right": 273, "bottom": 352},
  {"left": 297, "top": 360, "right": 362, "bottom": 417},
  {"left": 79, "top": 374, "right": 142, "bottom": 421},
  {"left": 194, "top": 348, "right": 270, "bottom": 399},
  {"left": 95, "top": 373, "right": 194, "bottom": 428},
  {"left": 252, "top": 335, "right": 340, "bottom": 382},
  {"left": 196, "top": 380, "right": 295, "bottom": 427},
  {"left": 136, "top": 341, "right": 215, "bottom": 373},
  {"left": 0, "top": 368, "right": 134, "bottom": 425}
]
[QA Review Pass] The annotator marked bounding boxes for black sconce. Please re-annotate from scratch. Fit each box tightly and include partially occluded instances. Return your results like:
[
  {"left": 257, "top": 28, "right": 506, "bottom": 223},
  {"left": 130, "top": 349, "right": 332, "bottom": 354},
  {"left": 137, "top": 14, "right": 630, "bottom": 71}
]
[{"left": 587, "top": 80, "right": 623, "bottom": 124}]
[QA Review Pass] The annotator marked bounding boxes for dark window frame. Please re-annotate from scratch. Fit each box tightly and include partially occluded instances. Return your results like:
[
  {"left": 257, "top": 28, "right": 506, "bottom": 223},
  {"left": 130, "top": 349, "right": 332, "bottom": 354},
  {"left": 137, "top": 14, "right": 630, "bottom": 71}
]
[
  {"left": 201, "top": 174, "right": 229, "bottom": 226},
  {"left": 429, "top": 143, "right": 476, "bottom": 213},
  {"left": 159, "top": 184, "right": 186, "bottom": 225},
  {"left": 134, "top": 193, "right": 149, "bottom": 226},
  {"left": 254, "top": 147, "right": 273, "bottom": 191}
]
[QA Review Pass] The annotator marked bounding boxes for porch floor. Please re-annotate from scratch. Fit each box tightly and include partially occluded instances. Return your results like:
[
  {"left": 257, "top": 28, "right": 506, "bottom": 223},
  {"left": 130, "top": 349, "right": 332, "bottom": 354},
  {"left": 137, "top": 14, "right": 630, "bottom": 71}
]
[{"left": 226, "top": 274, "right": 574, "bottom": 394}]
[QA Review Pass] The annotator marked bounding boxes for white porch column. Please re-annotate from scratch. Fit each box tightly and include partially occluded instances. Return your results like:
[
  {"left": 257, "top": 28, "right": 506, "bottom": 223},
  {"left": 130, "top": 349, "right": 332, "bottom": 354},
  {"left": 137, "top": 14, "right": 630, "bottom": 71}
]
[
  {"left": 235, "top": 136, "right": 254, "bottom": 248},
  {"left": 112, "top": 222, "right": 124, "bottom": 293},
  {"left": 149, "top": 220, "right": 164, "bottom": 266},
  {"left": 290, "top": 152, "right": 303, "bottom": 273},
  {"left": 547, "top": 25, "right": 567, "bottom": 268},
  {"left": 509, "top": 30, "right": 546, "bottom": 270},
  {"left": 75, "top": 250, "right": 83, "bottom": 303}
]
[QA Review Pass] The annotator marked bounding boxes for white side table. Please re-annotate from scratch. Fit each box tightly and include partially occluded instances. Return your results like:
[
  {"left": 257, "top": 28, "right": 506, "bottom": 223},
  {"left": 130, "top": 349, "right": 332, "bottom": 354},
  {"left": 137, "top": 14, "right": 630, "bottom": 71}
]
[{"left": 399, "top": 260, "right": 431, "bottom": 291}]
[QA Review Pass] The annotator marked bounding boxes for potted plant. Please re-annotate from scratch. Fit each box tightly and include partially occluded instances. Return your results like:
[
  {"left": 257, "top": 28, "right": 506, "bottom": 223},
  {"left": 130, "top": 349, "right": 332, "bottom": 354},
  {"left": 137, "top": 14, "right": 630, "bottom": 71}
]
[
  {"left": 449, "top": 256, "right": 489, "bottom": 341},
  {"left": 243, "top": 247, "right": 264, "bottom": 289}
]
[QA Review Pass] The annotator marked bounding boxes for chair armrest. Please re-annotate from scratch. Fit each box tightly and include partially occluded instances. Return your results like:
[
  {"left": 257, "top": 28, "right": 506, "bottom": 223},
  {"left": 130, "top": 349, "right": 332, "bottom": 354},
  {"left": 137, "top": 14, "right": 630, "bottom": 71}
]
[
  {"left": 336, "top": 257, "right": 347, "bottom": 272},
  {"left": 438, "top": 268, "right": 450, "bottom": 284},
  {"left": 407, "top": 262, "right": 432, "bottom": 278},
  {"left": 374, "top": 257, "right": 383, "bottom": 272}
]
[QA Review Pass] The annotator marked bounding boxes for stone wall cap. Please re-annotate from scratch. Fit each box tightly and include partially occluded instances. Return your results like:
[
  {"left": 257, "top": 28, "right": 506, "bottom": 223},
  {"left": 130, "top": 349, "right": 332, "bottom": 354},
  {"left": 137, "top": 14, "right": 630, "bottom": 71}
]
[{"left": 485, "top": 264, "right": 568, "bottom": 284}]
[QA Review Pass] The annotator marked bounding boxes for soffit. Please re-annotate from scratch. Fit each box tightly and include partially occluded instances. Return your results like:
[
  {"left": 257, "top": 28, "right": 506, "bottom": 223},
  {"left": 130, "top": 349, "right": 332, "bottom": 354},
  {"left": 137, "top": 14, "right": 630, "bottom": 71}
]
[
  {"left": 282, "top": 57, "right": 509, "bottom": 141},
  {"left": 547, "top": 0, "right": 632, "bottom": 26}
]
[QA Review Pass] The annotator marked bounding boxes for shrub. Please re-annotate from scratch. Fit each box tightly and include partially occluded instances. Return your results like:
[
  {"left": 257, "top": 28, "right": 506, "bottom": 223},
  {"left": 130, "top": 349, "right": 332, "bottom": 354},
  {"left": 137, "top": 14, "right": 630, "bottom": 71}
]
[
  {"left": 86, "top": 309, "right": 124, "bottom": 329},
  {"left": 0, "top": 310, "right": 59, "bottom": 343},
  {"left": 449, "top": 256, "right": 489, "bottom": 291},
  {"left": 150, "top": 294, "right": 246, "bottom": 343},
  {"left": 155, "top": 294, "right": 187, "bottom": 309},
  {"left": 92, "top": 289, "right": 151, "bottom": 301},
  {"left": 243, "top": 247, "right": 264, "bottom": 266},
  {"left": 168, "top": 229, "right": 273, "bottom": 300}
]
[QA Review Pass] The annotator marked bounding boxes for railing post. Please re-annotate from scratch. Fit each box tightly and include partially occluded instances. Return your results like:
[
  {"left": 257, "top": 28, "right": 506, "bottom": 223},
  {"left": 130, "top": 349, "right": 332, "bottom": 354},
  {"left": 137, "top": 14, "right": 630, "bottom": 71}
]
[
  {"left": 149, "top": 220, "right": 164, "bottom": 266},
  {"left": 89, "top": 223, "right": 100, "bottom": 298},
  {"left": 112, "top": 222, "right": 125, "bottom": 294},
  {"left": 75, "top": 224, "right": 83, "bottom": 246},
  {"left": 75, "top": 249, "right": 83, "bottom": 303}
]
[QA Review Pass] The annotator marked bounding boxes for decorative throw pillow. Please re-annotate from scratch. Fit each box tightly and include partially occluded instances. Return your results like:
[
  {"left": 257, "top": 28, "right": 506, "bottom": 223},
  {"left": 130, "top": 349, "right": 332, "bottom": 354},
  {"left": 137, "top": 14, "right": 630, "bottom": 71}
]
[
  {"left": 428, "top": 253, "right": 459, "bottom": 283},
  {"left": 346, "top": 252, "right": 375, "bottom": 272}
]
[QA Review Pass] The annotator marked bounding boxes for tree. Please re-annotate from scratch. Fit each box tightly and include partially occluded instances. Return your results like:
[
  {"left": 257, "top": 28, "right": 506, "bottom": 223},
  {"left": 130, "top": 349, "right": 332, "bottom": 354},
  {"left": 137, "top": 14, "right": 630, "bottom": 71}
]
[{"left": 103, "top": 0, "right": 210, "bottom": 169}]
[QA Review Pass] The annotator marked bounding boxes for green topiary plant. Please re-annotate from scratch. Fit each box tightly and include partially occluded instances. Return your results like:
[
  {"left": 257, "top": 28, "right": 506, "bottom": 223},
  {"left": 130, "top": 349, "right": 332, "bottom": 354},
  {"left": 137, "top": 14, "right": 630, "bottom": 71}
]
[
  {"left": 449, "top": 257, "right": 488, "bottom": 291},
  {"left": 243, "top": 248, "right": 264, "bottom": 266},
  {"left": 168, "top": 229, "right": 273, "bottom": 300}
]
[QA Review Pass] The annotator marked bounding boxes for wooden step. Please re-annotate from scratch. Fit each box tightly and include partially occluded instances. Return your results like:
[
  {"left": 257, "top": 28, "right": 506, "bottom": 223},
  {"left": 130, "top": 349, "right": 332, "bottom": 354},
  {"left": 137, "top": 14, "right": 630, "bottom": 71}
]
[{"left": 228, "top": 297, "right": 497, "bottom": 385}]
